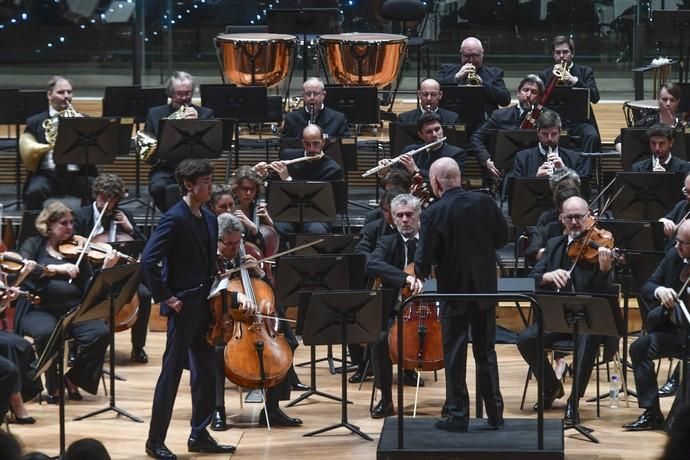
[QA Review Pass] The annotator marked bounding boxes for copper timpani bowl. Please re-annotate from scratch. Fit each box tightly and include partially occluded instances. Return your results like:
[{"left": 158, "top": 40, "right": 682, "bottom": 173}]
[
  {"left": 318, "top": 33, "right": 408, "bottom": 88},
  {"left": 214, "top": 33, "right": 297, "bottom": 87}
]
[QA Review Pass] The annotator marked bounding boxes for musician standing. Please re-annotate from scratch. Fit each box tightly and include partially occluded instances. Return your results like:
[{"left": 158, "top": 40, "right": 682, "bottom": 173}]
[
  {"left": 631, "top": 124, "right": 690, "bottom": 173},
  {"left": 22, "top": 76, "right": 96, "bottom": 210},
  {"left": 72, "top": 173, "right": 151, "bottom": 363},
  {"left": 142, "top": 159, "right": 234, "bottom": 460},
  {"left": 437, "top": 37, "right": 510, "bottom": 115},
  {"left": 397, "top": 78, "right": 460, "bottom": 124},
  {"left": 281, "top": 77, "right": 350, "bottom": 139},
  {"left": 469, "top": 74, "right": 545, "bottom": 178},
  {"left": 537, "top": 36, "right": 601, "bottom": 153},
  {"left": 415, "top": 158, "right": 508, "bottom": 432},
  {"left": 144, "top": 71, "right": 214, "bottom": 213},
  {"left": 517, "top": 196, "right": 616, "bottom": 424},
  {"left": 622, "top": 219, "right": 690, "bottom": 431}
]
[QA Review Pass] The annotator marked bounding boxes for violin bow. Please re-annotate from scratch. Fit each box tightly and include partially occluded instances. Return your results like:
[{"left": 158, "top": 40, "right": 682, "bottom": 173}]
[{"left": 70, "top": 199, "right": 110, "bottom": 283}]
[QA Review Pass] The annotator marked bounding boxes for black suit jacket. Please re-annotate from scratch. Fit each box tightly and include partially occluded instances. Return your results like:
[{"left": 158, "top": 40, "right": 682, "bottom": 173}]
[
  {"left": 397, "top": 107, "right": 460, "bottom": 125},
  {"left": 281, "top": 107, "right": 350, "bottom": 138},
  {"left": 631, "top": 156, "right": 690, "bottom": 173},
  {"left": 279, "top": 149, "right": 344, "bottom": 181},
  {"left": 530, "top": 235, "right": 615, "bottom": 294},
  {"left": 72, "top": 205, "right": 146, "bottom": 242},
  {"left": 143, "top": 103, "right": 214, "bottom": 136},
  {"left": 398, "top": 142, "right": 467, "bottom": 177},
  {"left": 437, "top": 64, "right": 511, "bottom": 114},
  {"left": 510, "top": 146, "right": 587, "bottom": 178},
  {"left": 416, "top": 187, "right": 507, "bottom": 314},
  {"left": 355, "top": 217, "right": 396, "bottom": 256},
  {"left": 538, "top": 63, "right": 599, "bottom": 129},
  {"left": 141, "top": 200, "right": 218, "bottom": 314},
  {"left": 642, "top": 246, "right": 687, "bottom": 333},
  {"left": 468, "top": 105, "right": 523, "bottom": 164}
]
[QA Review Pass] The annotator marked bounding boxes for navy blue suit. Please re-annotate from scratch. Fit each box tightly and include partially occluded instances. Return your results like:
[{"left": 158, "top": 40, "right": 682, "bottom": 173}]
[{"left": 142, "top": 199, "right": 219, "bottom": 443}]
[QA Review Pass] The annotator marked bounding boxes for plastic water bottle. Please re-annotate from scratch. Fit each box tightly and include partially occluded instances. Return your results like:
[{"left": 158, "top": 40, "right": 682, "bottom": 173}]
[{"left": 609, "top": 375, "right": 619, "bottom": 408}]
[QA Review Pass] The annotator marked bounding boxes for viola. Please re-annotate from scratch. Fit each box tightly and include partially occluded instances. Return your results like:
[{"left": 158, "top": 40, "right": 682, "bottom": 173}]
[{"left": 566, "top": 216, "right": 616, "bottom": 266}]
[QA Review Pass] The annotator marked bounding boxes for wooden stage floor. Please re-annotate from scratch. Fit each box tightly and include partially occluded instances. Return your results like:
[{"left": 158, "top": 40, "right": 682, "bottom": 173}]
[{"left": 8, "top": 330, "right": 672, "bottom": 460}]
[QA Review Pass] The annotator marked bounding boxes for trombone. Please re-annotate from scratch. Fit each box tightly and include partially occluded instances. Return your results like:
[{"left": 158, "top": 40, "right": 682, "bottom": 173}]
[{"left": 362, "top": 137, "right": 446, "bottom": 177}]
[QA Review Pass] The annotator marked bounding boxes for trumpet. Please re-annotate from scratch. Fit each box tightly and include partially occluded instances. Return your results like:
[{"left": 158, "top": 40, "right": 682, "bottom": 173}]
[
  {"left": 552, "top": 60, "right": 569, "bottom": 85},
  {"left": 362, "top": 137, "right": 446, "bottom": 177},
  {"left": 465, "top": 66, "right": 481, "bottom": 86},
  {"left": 135, "top": 104, "right": 190, "bottom": 163}
]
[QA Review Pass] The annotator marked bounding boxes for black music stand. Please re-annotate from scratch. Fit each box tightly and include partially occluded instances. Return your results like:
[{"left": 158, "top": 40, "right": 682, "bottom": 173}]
[
  {"left": 102, "top": 86, "right": 167, "bottom": 201},
  {"left": 52, "top": 118, "right": 120, "bottom": 175},
  {"left": 610, "top": 172, "right": 684, "bottom": 220},
  {"left": 0, "top": 89, "right": 22, "bottom": 208},
  {"left": 538, "top": 294, "right": 623, "bottom": 444},
  {"left": 29, "top": 307, "right": 79, "bottom": 456},
  {"left": 494, "top": 129, "right": 539, "bottom": 172},
  {"left": 653, "top": 10, "right": 690, "bottom": 82},
  {"left": 545, "top": 87, "right": 591, "bottom": 122},
  {"left": 508, "top": 177, "right": 552, "bottom": 228},
  {"left": 620, "top": 128, "right": 688, "bottom": 169},
  {"left": 300, "top": 290, "right": 382, "bottom": 440},
  {"left": 598, "top": 220, "right": 665, "bottom": 253},
  {"left": 292, "top": 234, "right": 358, "bottom": 255},
  {"left": 267, "top": 181, "right": 336, "bottom": 231},
  {"left": 156, "top": 119, "right": 223, "bottom": 165},
  {"left": 73, "top": 263, "right": 142, "bottom": 422},
  {"left": 324, "top": 86, "right": 380, "bottom": 125},
  {"left": 439, "top": 86, "right": 486, "bottom": 124}
]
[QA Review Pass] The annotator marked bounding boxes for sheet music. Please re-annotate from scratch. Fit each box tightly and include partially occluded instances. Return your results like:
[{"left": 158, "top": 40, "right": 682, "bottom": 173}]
[{"left": 208, "top": 277, "right": 229, "bottom": 300}]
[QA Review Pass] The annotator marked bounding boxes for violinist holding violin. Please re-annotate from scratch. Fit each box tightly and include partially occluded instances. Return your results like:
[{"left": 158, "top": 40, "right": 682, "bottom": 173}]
[
  {"left": 15, "top": 201, "right": 119, "bottom": 405},
  {"left": 517, "top": 196, "right": 616, "bottom": 424},
  {"left": 623, "top": 219, "right": 690, "bottom": 431},
  {"left": 72, "top": 173, "right": 151, "bottom": 363}
]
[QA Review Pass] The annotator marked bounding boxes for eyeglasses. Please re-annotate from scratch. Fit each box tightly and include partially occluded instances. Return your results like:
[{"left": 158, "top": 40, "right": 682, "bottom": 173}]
[
  {"left": 563, "top": 214, "right": 587, "bottom": 222},
  {"left": 304, "top": 91, "right": 324, "bottom": 97},
  {"left": 677, "top": 239, "right": 690, "bottom": 246}
]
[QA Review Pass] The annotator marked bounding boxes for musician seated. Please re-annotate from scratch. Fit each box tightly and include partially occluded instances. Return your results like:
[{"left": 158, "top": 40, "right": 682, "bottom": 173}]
[
  {"left": 356, "top": 188, "right": 406, "bottom": 258},
  {"left": 378, "top": 112, "right": 466, "bottom": 181},
  {"left": 71, "top": 173, "right": 151, "bottom": 364},
  {"left": 537, "top": 36, "right": 601, "bottom": 153},
  {"left": 144, "top": 71, "right": 214, "bottom": 212},
  {"left": 366, "top": 170, "right": 412, "bottom": 224},
  {"left": 437, "top": 36, "right": 510, "bottom": 116},
  {"left": 21, "top": 76, "right": 97, "bottom": 210},
  {"left": 16, "top": 201, "right": 119, "bottom": 404},
  {"left": 517, "top": 196, "right": 616, "bottom": 425},
  {"left": 281, "top": 77, "right": 350, "bottom": 139},
  {"left": 366, "top": 194, "right": 426, "bottom": 419},
  {"left": 256, "top": 124, "right": 343, "bottom": 236},
  {"left": 397, "top": 78, "right": 459, "bottom": 125},
  {"left": 622, "top": 219, "right": 690, "bottom": 431},
  {"left": 659, "top": 172, "right": 690, "bottom": 249},
  {"left": 615, "top": 82, "right": 687, "bottom": 154},
  {"left": 213, "top": 213, "right": 302, "bottom": 428},
  {"left": 208, "top": 184, "right": 235, "bottom": 216},
  {"left": 509, "top": 111, "right": 587, "bottom": 179},
  {"left": 229, "top": 166, "right": 276, "bottom": 253},
  {"left": 469, "top": 74, "right": 545, "bottom": 178},
  {"left": 630, "top": 124, "right": 690, "bottom": 173}
]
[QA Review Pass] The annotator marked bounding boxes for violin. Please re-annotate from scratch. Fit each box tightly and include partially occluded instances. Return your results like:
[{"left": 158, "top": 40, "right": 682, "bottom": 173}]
[
  {"left": 0, "top": 251, "right": 53, "bottom": 276},
  {"left": 0, "top": 282, "right": 41, "bottom": 308},
  {"left": 58, "top": 235, "right": 136, "bottom": 264},
  {"left": 566, "top": 216, "right": 615, "bottom": 265},
  {"left": 410, "top": 174, "right": 435, "bottom": 209}
]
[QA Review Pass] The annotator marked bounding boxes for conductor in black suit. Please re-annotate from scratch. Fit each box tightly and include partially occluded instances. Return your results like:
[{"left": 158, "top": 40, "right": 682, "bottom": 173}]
[
  {"left": 631, "top": 124, "right": 690, "bottom": 173},
  {"left": 469, "top": 74, "right": 545, "bottom": 178},
  {"left": 437, "top": 37, "right": 511, "bottom": 115},
  {"left": 537, "top": 36, "right": 601, "bottom": 153},
  {"left": 281, "top": 77, "right": 351, "bottom": 139},
  {"left": 397, "top": 78, "right": 460, "bottom": 125},
  {"left": 144, "top": 71, "right": 215, "bottom": 213},
  {"left": 509, "top": 111, "right": 587, "bottom": 179},
  {"left": 142, "top": 159, "right": 234, "bottom": 460},
  {"left": 415, "top": 157, "right": 508, "bottom": 432},
  {"left": 517, "top": 196, "right": 616, "bottom": 425},
  {"left": 22, "top": 76, "right": 97, "bottom": 210},
  {"left": 71, "top": 173, "right": 151, "bottom": 364},
  {"left": 365, "top": 194, "right": 424, "bottom": 419}
]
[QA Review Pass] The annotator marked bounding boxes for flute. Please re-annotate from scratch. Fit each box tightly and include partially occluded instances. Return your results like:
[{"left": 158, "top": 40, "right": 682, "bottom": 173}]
[
  {"left": 362, "top": 137, "right": 447, "bottom": 177},
  {"left": 253, "top": 153, "right": 325, "bottom": 173}
]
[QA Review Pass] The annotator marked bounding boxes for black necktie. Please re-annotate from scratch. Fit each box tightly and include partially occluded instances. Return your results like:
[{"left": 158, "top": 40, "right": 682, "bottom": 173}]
[{"left": 406, "top": 238, "right": 417, "bottom": 265}]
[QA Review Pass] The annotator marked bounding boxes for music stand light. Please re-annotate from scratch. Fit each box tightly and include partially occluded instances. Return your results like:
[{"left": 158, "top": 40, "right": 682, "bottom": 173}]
[{"left": 610, "top": 172, "right": 684, "bottom": 220}]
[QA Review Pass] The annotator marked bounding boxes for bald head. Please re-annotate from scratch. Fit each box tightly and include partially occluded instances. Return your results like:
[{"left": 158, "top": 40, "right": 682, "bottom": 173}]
[
  {"left": 429, "top": 158, "right": 462, "bottom": 197},
  {"left": 460, "top": 37, "right": 484, "bottom": 68}
]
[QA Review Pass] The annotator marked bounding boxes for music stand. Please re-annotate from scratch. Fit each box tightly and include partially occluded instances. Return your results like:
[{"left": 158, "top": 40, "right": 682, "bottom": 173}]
[
  {"left": 538, "top": 293, "right": 623, "bottom": 444},
  {"left": 73, "top": 263, "right": 142, "bottom": 422},
  {"left": 494, "top": 129, "right": 539, "bottom": 171},
  {"left": 292, "top": 234, "right": 358, "bottom": 255},
  {"left": 156, "top": 119, "right": 222, "bottom": 166},
  {"left": 439, "top": 86, "right": 486, "bottom": 124},
  {"left": 29, "top": 307, "right": 79, "bottom": 456},
  {"left": 0, "top": 89, "right": 23, "bottom": 208},
  {"left": 598, "top": 220, "right": 666, "bottom": 252},
  {"left": 267, "top": 181, "right": 336, "bottom": 229},
  {"left": 545, "top": 87, "right": 591, "bottom": 122},
  {"left": 610, "top": 172, "right": 684, "bottom": 220},
  {"left": 53, "top": 118, "right": 120, "bottom": 173},
  {"left": 324, "top": 86, "right": 380, "bottom": 125},
  {"left": 300, "top": 290, "right": 382, "bottom": 440},
  {"left": 508, "top": 177, "right": 552, "bottom": 228},
  {"left": 620, "top": 128, "right": 687, "bottom": 169}
]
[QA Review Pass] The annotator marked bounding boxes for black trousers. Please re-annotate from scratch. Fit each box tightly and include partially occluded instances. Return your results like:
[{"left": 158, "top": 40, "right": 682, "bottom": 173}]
[
  {"left": 24, "top": 169, "right": 95, "bottom": 210},
  {"left": 21, "top": 308, "right": 107, "bottom": 395},
  {"left": 517, "top": 325, "right": 604, "bottom": 399},
  {"left": 630, "top": 330, "right": 685, "bottom": 409},
  {"left": 568, "top": 121, "right": 600, "bottom": 155},
  {"left": 442, "top": 305, "right": 503, "bottom": 422},
  {"left": 372, "top": 318, "right": 394, "bottom": 403},
  {"left": 148, "top": 168, "right": 176, "bottom": 213},
  {"left": 0, "top": 355, "right": 18, "bottom": 421},
  {"left": 0, "top": 331, "right": 42, "bottom": 402}
]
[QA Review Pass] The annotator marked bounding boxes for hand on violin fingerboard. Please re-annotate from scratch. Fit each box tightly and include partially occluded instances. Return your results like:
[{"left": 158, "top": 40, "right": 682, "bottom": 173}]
[{"left": 598, "top": 247, "right": 614, "bottom": 273}]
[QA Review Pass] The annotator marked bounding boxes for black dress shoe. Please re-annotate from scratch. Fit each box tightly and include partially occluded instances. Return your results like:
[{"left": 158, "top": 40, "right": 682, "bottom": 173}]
[
  {"left": 658, "top": 376, "right": 679, "bottom": 398},
  {"left": 258, "top": 407, "right": 303, "bottom": 427},
  {"left": 401, "top": 370, "right": 425, "bottom": 387},
  {"left": 533, "top": 383, "right": 564, "bottom": 411},
  {"left": 370, "top": 400, "right": 394, "bottom": 419},
  {"left": 187, "top": 431, "right": 236, "bottom": 453},
  {"left": 435, "top": 417, "right": 469, "bottom": 432},
  {"left": 622, "top": 409, "right": 665, "bottom": 431},
  {"left": 487, "top": 417, "right": 504, "bottom": 429},
  {"left": 348, "top": 368, "right": 373, "bottom": 384},
  {"left": 131, "top": 347, "right": 149, "bottom": 364},
  {"left": 210, "top": 407, "right": 229, "bottom": 431},
  {"left": 65, "top": 378, "right": 82, "bottom": 401},
  {"left": 45, "top": 394, "right": 59, "bottom": 405},
  {"left": 441, "top": 404, "right": 449, "bottom": 418},
  {"left": 6, "top": 413, "right": 36, "bottom": 425},
  {"left": 564, "top": 399, "right": 580, "bottom": 425},
  {"left": 145, "top": 439, "right": 176, "bottom": 460},
  {"left": 291, "top": 382, "right": 311, "bottom": 391}
]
